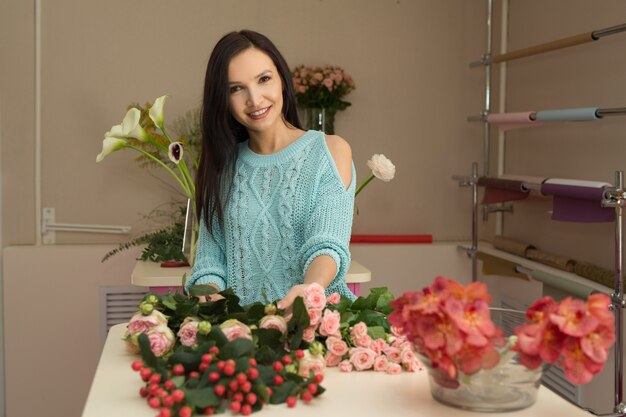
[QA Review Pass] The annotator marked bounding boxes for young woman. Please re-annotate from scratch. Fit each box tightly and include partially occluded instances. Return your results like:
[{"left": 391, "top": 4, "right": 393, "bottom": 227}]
[{"left": 187, "top": 30, "right": 356, "bottom": 308}]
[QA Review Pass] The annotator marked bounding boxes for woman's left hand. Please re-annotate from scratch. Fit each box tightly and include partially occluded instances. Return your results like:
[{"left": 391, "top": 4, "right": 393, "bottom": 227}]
[{"left": 277, "top": 284, "right": 309, "bottom": 311}]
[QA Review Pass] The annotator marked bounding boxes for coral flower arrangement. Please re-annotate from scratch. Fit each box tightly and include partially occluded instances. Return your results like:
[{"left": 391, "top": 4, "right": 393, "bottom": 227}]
[{"left": 389, "top": 276, "right": 615, "bottom": 385}]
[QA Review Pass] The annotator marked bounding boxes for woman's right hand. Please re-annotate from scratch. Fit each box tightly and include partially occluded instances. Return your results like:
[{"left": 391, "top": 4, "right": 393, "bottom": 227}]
[{"left": 198, "top": 293, "right": 225, "bottom": 303}]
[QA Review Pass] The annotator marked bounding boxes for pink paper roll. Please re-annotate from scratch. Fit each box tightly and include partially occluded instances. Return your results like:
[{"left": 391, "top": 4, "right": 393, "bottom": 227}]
[{"left": 486, "top": 112, "right": 542, "bottom": 131}]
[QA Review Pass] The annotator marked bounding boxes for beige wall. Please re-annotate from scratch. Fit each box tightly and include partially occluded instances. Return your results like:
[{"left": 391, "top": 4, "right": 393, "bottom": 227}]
[
  {"left": 495, "top": 0, "right": 626, "bottom": 272},
  {"left": 1, "top": 0, "right": 486, "bottom": 248},
  {"left": 3, "top": 0, "right": 626, "bottom": 416}
]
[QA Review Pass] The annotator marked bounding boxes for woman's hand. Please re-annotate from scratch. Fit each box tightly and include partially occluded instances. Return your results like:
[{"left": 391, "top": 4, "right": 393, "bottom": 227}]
[
  {"left": 277, "top": 284, "right": 309, "bottom": 311},
  {"left": 198, "top": 293, "right": 225, "bottom": 303}
]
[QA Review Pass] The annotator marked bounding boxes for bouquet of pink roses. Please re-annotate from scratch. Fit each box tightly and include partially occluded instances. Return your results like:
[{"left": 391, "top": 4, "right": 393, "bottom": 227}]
[
  {"left": 124, "top": 283, "right": 415, "bottom": 416},
  {"left": 291, "top": 65, "right": 355, "bottom": 111},
  {"left": 388, "top": 276, "right": 615, "bottom": 385}
]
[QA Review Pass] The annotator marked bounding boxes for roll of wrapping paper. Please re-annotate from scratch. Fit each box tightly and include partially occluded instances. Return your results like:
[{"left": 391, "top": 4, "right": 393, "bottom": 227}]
[
  {"left": 534, "top": 107, "right": 600, "bottom": 122},
  {"left": 486, "top": 112, "right": 542, "bottom": 131},
  {"left": 498, "top": 174, "right": 548, "bottom": 199},
  {"left": 492, "top": 236, "right": 536, "bottom": 258},
  {"left": 477, "top": 177, "right": 529, "bottom": 205},
  {"left": 541, "top": 178, "right": 614, "bottom": 222},
  {"left": 528, "top": 269, "right": 592, "bottom": 299},
  {"left": 526, "top": 248, "right": 576, "bottom": 272},
  {"left": 476, "top": 251, "right": 529, "bottom": 280},
  {"left": 574, "top": 261, "right": 620, "bottom": 290}
]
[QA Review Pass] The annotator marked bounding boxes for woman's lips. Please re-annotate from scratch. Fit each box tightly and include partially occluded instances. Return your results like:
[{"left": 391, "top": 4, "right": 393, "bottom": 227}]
[{"left": 247, "top": 106, "right": 271, "bottom": 120}]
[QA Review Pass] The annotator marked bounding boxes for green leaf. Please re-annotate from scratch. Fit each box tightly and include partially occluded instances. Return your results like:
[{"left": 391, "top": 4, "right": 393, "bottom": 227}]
[
  {"left": 221, "top": 338, "right": 255, "bottom": 359},
  {"left": 255, "top": 346, "right": 279, "bottom": 367},
  {"left": 208, "top": 326, "right": 229, "bottom": 347},
  {"left": 168, "top": 350, "right": 201, "bottom": 372},
  {"left": 367, "top": 326, "right": 387, "bottom": 341},
  {"left": 185, "top": 387, "right": 220, "bottom": 408},
  {"left": 375, "top": 292, "right": 394, "bottom": 315},
  {"left": 254, "top": 328, "right": 283, "bottom": 349},
  {"left": 269, "top": 381, "right": 298, "bottom": 404},
  {"left": 161, "top": 293, "right": 177, "bottom": 311},
  {"left": 245, "top": 303, "right": 266, "bottom": 322},
  {"left": 256, "top": 364, "right": 276, "bottom": 385},
  {"left": 188, "top": 285, "right": 218, "bottom": 297}
]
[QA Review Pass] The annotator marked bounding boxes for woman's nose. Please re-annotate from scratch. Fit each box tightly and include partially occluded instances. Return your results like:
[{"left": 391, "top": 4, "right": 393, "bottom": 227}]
[{"left": 246, "top": 88, "right": 261, "bottom": 107}]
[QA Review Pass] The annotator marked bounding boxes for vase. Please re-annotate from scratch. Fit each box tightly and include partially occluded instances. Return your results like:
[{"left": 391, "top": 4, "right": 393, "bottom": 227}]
[
  {"left": 182, "top": 198, "right": 198, "bottom": 267},
  {"left": 304, "top": 107, "right": 336, "bottom": 134},
  {"left": 419, "top": 351, "right": 543, "bottom": 413}
]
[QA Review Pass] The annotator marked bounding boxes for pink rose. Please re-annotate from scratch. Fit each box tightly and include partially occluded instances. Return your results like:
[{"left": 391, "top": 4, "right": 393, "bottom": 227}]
[
  {"left": 259, "top": 315, "right": 288, "bottom": 335},
  {"left": 350, "top": 322, "right": 368, "bottom": 339},
  {"left": 325, "top": 336, "right": 349, "bottom": 357},
  {"left": 354, "top": 334, "right": 372, "bottom": 348},
  {"left": 302, "top": 326, "right": 316, "bottom": 343},
  {"left": 370, "top": 338, "right": 388, "bottom": 355},
  {"left": 386, "top": 362, "right": 402, "bottom": 375},
  {"left": 219, "top": 319, "right": 252, "bottom": 341},
  {"left": 319, "top": 309, "right": 341, "bottom": 337},
  {"left": 323, "top": 78, "right": 333, "bottom": 91},
  {"left": 325, "top": 353, "right": 342, "bottom": 367},
  {"left": 298, "top": 85, "right": 306, "bottom": 94},
  {"left": 327, "top": 293, "right": 340, "bottom": 305},
  {"left": 308, "top": 308, "right": 322, "bottom": 327},
  {"left": 383, "top": 346, "right": 402, "bottom": 363},
  {"left": 177, "top": 317, "right": 200, "bottom": 347},
  {"left": 127, "top": 310, "right": 168, "bottom": 334},
  {"left": 349, "top": 347, "right": 376, "bottom": 371},
  {"left": 339, "top": 360, "right": 353, "bottom": 372},
  {"left": 298, "top": 350, "right": 326, "bottom": 378},
  {"left": 373, "top": 355, "right": 389, "bottom": 372},
  {"left": 400, "top": 347, "right": 416, "bottom": 366},
  {"left": 147, "top": 325, "right": 175, "bottom": 357},
  {"left": 304, "top": 283, "right": 327, "bottom": 310}
]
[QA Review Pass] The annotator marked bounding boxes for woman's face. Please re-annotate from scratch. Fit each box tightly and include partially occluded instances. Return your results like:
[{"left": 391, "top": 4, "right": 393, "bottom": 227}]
[{"left": 227, "top": 47, "right": 284, "bottom": 134}]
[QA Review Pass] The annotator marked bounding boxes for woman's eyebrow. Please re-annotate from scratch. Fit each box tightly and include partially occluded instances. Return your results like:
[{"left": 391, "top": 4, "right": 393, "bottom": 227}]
[{"left": 229, "top": 70, "right": 273, "bottom": 85}]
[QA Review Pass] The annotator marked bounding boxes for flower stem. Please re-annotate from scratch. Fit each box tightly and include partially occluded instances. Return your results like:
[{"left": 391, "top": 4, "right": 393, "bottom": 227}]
[
  {"left": 354, "top": 173, "right": 375, "bottom": 197},
  {"left": 127, "top": 144, "right": 191, "bottom": 198}
]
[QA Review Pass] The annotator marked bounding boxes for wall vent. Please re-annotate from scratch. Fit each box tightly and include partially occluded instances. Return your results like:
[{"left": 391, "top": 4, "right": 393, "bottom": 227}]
[{"left": 99, "top": 286, "right": 147, "bottom": 349}]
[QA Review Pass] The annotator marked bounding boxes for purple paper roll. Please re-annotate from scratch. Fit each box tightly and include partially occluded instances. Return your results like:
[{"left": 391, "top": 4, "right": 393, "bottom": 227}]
[{"left": 540, "top": 183, "right": 614, "bottom": 222}]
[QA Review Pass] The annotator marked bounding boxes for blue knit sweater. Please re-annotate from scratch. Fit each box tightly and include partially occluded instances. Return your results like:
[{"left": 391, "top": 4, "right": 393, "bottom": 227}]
[{"left": 187, "top": 130, "right": 356, "bottom": 305}]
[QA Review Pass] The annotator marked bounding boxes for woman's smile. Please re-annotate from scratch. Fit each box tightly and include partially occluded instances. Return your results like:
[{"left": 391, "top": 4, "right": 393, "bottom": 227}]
[{"left": 247, "top": 105, "right": 271, "bottom": 120}]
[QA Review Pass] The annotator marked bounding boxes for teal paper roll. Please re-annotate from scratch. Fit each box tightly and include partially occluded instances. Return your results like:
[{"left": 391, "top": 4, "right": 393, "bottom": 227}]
[
  {"left": 529, "top": 269, "right": 592, "bottom": 299},
  {"left": 534, "top": 107, "right": 599, "bottom": 122}
]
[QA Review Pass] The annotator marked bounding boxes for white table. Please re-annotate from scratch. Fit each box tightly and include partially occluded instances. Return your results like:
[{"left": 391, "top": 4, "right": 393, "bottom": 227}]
[
  {"left": 131, "top": 259, "right": 371, "bottom": 296},
  {"left": 82, "top": 324, "right": 592, "bottom": 417}
]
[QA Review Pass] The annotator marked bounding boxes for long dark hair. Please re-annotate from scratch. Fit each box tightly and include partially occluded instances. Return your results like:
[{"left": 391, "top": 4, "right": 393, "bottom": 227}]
[{"left": 196, "top": 30, "right": 302, "bottom": 232}]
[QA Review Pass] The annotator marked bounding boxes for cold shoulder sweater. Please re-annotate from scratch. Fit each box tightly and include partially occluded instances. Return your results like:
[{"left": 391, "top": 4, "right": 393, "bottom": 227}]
[{"left": 186, "top": 130, "right": 356, "bottom": 305}]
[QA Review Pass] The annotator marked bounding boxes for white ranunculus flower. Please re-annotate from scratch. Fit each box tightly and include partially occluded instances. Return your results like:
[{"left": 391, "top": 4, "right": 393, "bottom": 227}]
[
  {"left": 149, "top": 95, "right": 168, "bottom": 130},
  {"left": 366, "top": 154, "right": 396, "bottom": 182},
  {"left": 105, "top": 108, "right": 149, "bottom": 142},
  {"left": 168, "top": 142, "right": 184, "bottom": 164},
  {"left": 96, "top": 137, "right": 127, "bottom": 162}
]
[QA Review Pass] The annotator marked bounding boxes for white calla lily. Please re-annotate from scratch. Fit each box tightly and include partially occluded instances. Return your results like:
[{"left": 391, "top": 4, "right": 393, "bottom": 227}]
[
  {"left": 149, "top": 95, "right": 168, "bottom": 130},
  {"left": 96, "top": 137, "right": 127, "bottom": 162},
  {"left": 105, "top": 108, "right": 149, "bottom": 142},
  {"left": 168, "top": 142, "right": 184, "bottom": 164}
]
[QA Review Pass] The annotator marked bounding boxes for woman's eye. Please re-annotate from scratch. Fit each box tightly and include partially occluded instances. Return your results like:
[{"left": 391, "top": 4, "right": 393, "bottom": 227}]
[
  {"left": 230, "top": 85, "right": 242, "bottom": 94},
  {"left": 259, "top": 75, "right": 271, "bottom": 83}
]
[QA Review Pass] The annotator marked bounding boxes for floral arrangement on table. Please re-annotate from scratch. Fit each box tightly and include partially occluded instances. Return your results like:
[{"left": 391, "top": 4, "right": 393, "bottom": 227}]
[
  {"left": 389, "top": 276, "right": 615, "bottom": 387},
  {"left": 125, "top": 284, "right": 422, "bottom": 416},
  {"left": 291, "top": 65, "right": 356, "bottom": 134},
  {"left": 97, "top": 96, "right": 201, "bottom": 264}
]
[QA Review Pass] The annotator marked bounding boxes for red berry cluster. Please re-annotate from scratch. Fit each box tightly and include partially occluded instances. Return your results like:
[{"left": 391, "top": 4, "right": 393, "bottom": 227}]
[
  {"left": 132, "top": 359, "right": 190, "bottom": 417},
  {"left": 132, "top": 346, "right": 324, "bottom": 416}
]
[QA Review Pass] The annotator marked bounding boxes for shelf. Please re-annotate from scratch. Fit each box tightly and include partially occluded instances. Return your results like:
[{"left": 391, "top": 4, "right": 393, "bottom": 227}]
[
  {"left": 131, "top": 259, "right": 372, "bottom": 287},
  {"left": 477, "top": 242, "right": 611, "bottom": 293}
]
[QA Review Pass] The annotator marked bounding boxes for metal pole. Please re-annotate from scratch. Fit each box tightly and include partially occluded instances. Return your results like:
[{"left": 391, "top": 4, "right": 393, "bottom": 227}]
[
  {"left": 483, "top": 0, "right": 493, "bottom": 177},
  {"left": 614, "top": 171, "right": 624, "bottom": 412},
  {"left": 472, "top": 162, "right": 479, "bottom": 282}
]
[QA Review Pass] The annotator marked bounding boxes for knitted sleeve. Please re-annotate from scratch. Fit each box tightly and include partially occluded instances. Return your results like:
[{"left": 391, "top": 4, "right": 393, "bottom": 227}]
[
  {"left": 298, "top": 150, "right": 356, "bottom": 292},
  {"left": 185, "top": 215, "right": 227, "bottom": 292}
]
